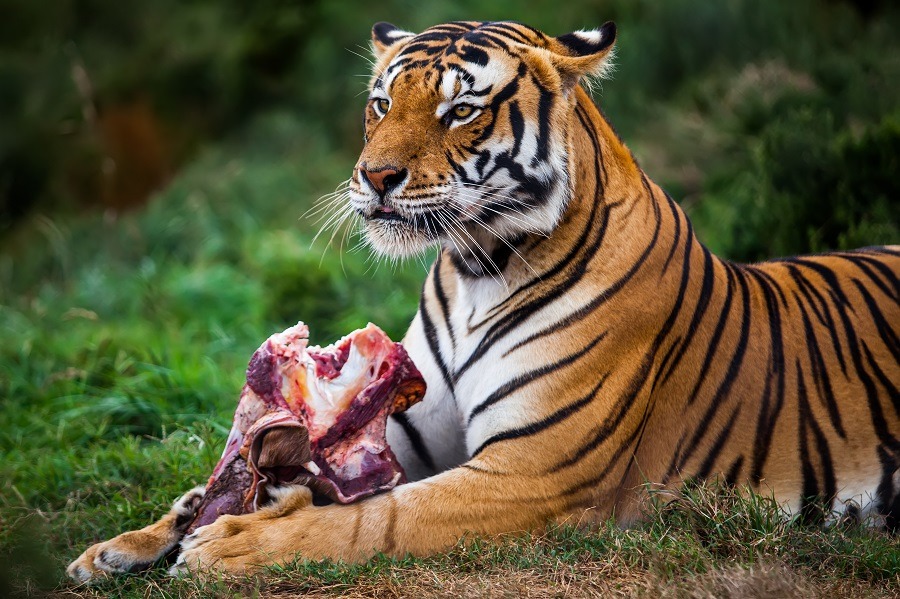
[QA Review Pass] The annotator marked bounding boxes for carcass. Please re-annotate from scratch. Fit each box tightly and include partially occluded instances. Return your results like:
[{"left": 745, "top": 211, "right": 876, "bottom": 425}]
[{"left": 188, "top": 322, "right": 426, "bottom": 533}]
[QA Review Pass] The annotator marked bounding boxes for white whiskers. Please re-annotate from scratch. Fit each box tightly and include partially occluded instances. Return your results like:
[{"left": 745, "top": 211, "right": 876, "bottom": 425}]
[{"left": 305, "top": 173, "right": 549, "bottom": 289}]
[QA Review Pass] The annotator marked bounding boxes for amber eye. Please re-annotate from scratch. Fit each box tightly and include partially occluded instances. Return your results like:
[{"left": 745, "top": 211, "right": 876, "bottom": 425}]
[
  {"left": 451, "top": 104, "right": 476, "bottom": 120},
  {"left": 374, "top": 98, "right": 390, "bottom": 116}
]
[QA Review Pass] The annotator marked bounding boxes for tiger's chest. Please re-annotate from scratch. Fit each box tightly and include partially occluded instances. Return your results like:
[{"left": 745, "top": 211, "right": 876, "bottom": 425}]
[{"left": 442, "top": 277, "right": 593, "bottom": 453}]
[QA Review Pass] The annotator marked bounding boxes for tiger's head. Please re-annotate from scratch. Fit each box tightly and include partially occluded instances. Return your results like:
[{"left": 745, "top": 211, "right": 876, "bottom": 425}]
[{"left": 349, "top": 21, "right": 616, "bottom": 272}]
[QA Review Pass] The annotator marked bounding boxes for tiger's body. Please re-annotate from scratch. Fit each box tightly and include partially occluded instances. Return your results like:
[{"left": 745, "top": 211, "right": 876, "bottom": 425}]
[{"left": 68, "top": 20, "right": 899, "bottom": 581}]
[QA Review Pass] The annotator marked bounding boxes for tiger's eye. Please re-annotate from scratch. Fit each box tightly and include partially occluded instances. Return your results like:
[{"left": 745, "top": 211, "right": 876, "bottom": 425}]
[
  {"left": 375, "top": 98, "right": 390, "bottom": 115},
  {"left": 452, "top": 104, "right": 475, "bottom": 119}
]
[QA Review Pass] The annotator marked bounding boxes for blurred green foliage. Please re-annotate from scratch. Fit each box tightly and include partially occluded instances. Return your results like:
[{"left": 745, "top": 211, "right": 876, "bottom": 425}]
[
  {"left": 0, "top": 0, "right": 899, "bottom": 589},
  {"left": 4, "top": 0, "right": 899, "bottom": 254}
]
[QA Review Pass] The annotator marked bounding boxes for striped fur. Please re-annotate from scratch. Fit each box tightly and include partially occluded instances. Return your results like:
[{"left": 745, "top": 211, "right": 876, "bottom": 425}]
[{"left": 69, "top": 21, "right": 900, "bottom": 578}]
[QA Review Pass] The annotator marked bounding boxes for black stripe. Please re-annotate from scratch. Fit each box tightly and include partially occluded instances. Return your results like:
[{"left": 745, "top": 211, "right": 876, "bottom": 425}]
[
  {"left": 695, "top": 403, "right": 742, "bottom": 479},
  {"left": 678, "top": 265, "right": 752, "bottom": 469},
  {"left": 432, "top": 254, "right": 456, "bottom": 351},
  {"left": 828, "top": 287, "right": 899, "bottom": 450},
  {"left": 558, "top": 422, "right": 644, "bottom": 499},
  {"left": 663, "top": 434, "right": 687, "bottom": 484},
  {"left": 484, "top": 22, "right": 538, "bottom": 44},
  {"left": 391, "top": 412, "right": 436, "bottom": 473},
  {"left": 456, "top": 44, "right": 490, "bottom": 67},
  {"left": 796, "top": 359, "right": 836, "bottom": 523},
  {"left": 508, "top": 101, "right": 525, "bottom": 158},
  {"left": 725, "top": 455, "right": 745, "bottom": 486},
  {"left": 653, "top": 334, "right": 682, "bottom": 393},
  {"left": 840, "top": 254, "right": 899, "bottom": 302},
  {"left": 659, "top": 233, "right": 715, "bottom": 385},
  {"left": 472, "top": 375, "right": 607, "bottom": 457},
  {"left": 793, "top": 291, "right": 846, "bottom": 438},
  {"left": 746, "top": 267, "right": 787, "bottom": 483},
  {"left": 534, "top": 75, "right": 553, "bottom": 162},
  {"left": 468, "top": 330, "right": 608, "bottom": 422},
  {"left": 682, "top": 263, "right": 736, "bottom": 407},
  {"left": 786, "top": 265, "right": 848, "bottom": 376},
  {"left": 399, "top": 41, "right": 448, "bottom": 57},
  {"left": 462, "top": 30, "right": 514, "bottom": 52},
  {"left": 752, "top": 267, "right": 789, "bottom": 308},
  {"left": 860, "top": 339, "right": 900, "bottom": 419},
  {"left": 875, "top": 446, "right": 900, "bottom": 531},
  {"left": 851, "top": 278, "right": 900, "bottom": 365},
  {"left": 797, "top": 365, "right": 820, "bottom": 523},
  {"left": 661, "top": 193, "right": 683, "bottom": 271},
  {"left": 548, "top": 348, "right": 657, "bottom": 474},
  {"left": 659, "top": 240, "right": 716, "bottom": 386},
  {"left": 431, "top": 22, "right": 480, "bottom": 34},
  {"left": 784, "top": 258, "right": 854, "bottom": 312},
  {"left": 418, "top": 283, "right": 455, "bottom": 395}
]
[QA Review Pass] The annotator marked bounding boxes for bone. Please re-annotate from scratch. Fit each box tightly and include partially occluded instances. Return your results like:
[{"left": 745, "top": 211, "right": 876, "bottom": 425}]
[{"left": 185, "top": 322, "right": 425, "bottom": 535}]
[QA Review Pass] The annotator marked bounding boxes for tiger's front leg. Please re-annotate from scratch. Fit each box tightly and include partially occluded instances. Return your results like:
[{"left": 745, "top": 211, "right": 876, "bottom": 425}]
[
  {"left": 175, "top": 454, "right": 564, "bottom": 574},
  {"left": 67, "top": 486, "right": 206, "bottom": 583}
]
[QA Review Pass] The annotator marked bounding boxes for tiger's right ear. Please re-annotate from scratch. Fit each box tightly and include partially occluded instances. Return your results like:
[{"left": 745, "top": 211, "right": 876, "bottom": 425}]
[{"left": 371, "top": 22, "right": 416, "bottom": 60}]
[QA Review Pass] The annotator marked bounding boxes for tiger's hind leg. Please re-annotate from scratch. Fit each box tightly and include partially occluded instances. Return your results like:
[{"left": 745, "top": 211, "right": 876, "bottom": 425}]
[
  {"left": 66, "top": 486, "right": 205, "bottom": 584},
  {"left": 878, "top": 453, "right": 900, "bottom": 532}
]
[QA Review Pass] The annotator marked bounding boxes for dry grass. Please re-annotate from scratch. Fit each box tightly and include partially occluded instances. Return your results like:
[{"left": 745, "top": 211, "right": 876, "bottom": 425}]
[
  {"left": 42, "top": 482, "right": 899, "bottom": 599},
  {"left": 50, "top": 559, "right": 898, "bottom": 599}
]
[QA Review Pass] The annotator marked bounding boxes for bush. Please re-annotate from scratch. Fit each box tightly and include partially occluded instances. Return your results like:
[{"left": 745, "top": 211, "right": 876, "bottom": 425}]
[{"left": 692, "top": 107, "right": 900, "bottom": 261}]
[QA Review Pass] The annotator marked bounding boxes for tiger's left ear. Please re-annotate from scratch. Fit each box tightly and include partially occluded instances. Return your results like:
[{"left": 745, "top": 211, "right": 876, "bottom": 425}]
[
  {"left": 549, "top": 22, "right": 617, "bottom": 91},
  {"left": 371, "top": 22, "right": 416, "bottom": 61}
]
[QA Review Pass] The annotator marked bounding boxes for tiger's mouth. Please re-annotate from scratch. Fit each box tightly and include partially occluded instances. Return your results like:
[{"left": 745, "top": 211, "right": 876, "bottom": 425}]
[
  {"left": 361, "top": 212, "right": 436, "bottom": 258},
  {"left": 368, "top": 206, "right": 410, "bottom": 223}
]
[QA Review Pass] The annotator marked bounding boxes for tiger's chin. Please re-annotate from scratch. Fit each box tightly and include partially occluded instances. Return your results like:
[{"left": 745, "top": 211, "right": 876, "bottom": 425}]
[{"left": 363, "top": 220, "right": 435, "bottom": 259}]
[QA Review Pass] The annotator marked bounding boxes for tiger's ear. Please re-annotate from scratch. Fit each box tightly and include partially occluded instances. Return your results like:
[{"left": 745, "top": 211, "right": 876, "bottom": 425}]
[
  {"left": 371, "top": 22, "right": 416, "bottom": 61},
  {"left": 549, "top": 22, "right": 617, "bottom": 92}
]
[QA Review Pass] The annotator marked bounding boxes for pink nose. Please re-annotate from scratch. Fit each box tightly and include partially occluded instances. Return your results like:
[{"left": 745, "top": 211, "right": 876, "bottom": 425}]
[{"left": 360, "top": 166, "right": 407, "bottom": 196}]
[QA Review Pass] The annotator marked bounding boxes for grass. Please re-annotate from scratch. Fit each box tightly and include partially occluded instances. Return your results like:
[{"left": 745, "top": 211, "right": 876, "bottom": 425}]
[{"left": 7, "top": 482, "right": 897, "bottom": 597}]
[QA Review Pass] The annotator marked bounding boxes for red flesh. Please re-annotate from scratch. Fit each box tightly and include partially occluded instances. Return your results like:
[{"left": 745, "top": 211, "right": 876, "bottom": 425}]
[{"left": 187, "top": 323, "right": 425, "bottom": 533}]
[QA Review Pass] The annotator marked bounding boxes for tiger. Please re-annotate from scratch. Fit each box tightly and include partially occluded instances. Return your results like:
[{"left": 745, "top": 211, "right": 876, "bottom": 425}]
[{"left": 68, "top": 19, "right": 900, "bottom": 582}]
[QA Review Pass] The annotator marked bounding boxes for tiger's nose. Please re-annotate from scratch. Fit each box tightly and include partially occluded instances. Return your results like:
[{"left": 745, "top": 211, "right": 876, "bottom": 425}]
[{"left": 359, "top": 165, "right": 408, "bottom": 197}]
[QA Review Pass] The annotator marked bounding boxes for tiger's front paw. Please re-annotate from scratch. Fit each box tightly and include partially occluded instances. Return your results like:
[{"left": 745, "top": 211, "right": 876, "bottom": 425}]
[
  {"left": 173, "top": 485, "right": 315, "bottom": 576},
  {"left": 67, "top": 486, "right": 205, "bottom": 584}
]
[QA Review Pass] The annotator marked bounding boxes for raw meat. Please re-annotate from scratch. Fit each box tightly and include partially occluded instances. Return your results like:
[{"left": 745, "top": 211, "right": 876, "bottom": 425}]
[{"left": 187, "top": 322, "right": 425, "bottom": 533}]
